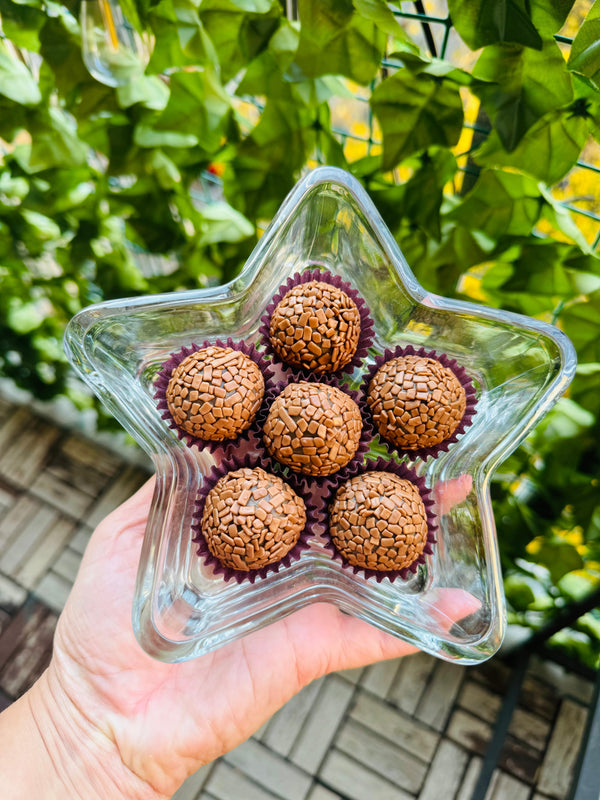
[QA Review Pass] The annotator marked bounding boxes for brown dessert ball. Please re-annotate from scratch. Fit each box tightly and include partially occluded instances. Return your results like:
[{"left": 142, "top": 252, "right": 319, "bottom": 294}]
[
  {"left": 367, "top": 355, "right": 466, "bottom": 450},
  {"left": 263, "top": 382, "right": 362, "bottom": 476},
  {"left": 201, "top": 467, "right": 306, "bottom": 571},
  {"left": 166, "top": 346, "right": 264, "bottom": 441},
  {"left": 269, "top": 280, "right": 361, "bottom": 373},
  {"left": 329, "top": 471, "right": 429, "bottom": 572}
]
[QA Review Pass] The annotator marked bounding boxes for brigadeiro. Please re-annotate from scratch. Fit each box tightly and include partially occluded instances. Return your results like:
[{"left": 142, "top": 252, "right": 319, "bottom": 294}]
[
  {"left": 165, "top": 345, "right": 264, "bottom": 442},
  {"left": 267, "top": 279, "right": 361, "bottom": 374},
  {"left": 329, "top": 471, "right": 431, "bottom": 574},
  {"left": 200, "top": 467, "right": 307, "bottom": 572},
  {"left": 366, "top": 348, "right": 474, "bottom": 454},
  {"left": 263, "top": 381, "right": 362, "bottom": 476}
]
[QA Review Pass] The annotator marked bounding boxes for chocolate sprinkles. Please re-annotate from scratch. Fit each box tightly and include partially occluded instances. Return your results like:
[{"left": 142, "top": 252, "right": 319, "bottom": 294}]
[
  {"left": 269, "top": 280, "right": 361, "bottom": 374},
  {"left": 166, "top": 345, "right": 264, "bottom": 442},
  {"left": 329, "top": 471, "right": 429, "bottom": 572},
  {"left": 263, "top": 381, "right": 363, "bottom": 476},
  {"left": 367, "top": 354, "right": 467, "bottom": 450},
  {"left": 201, "top": 467, "right": 306, "bottom": 571}
]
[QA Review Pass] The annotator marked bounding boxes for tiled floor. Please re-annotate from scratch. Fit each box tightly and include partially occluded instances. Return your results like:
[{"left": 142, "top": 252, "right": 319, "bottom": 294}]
[{"left": 0, "top": 397, "right": 595, "bottom": 799}]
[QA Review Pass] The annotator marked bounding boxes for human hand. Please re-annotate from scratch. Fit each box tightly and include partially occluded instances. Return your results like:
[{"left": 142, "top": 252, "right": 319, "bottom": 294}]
[{"left": 1, "top": 475, "right": 478, "bottom": 799}]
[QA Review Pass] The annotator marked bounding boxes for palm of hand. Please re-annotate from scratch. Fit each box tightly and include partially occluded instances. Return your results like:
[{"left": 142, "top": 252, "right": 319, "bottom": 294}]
[{"left": 49, "top": 478, "right": 477, "bottom": 797}]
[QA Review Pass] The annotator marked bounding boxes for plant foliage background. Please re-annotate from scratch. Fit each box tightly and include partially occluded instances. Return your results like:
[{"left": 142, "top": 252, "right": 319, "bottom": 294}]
[{"left": 1, "top": 0, "right": 600, "bottom": 665}]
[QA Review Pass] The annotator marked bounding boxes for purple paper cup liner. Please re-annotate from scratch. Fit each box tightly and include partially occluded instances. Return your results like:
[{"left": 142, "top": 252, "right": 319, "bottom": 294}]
[
  {"left": 154, "top": 338, "right": 275, "bottom": 456},
  {"left": 321, "top": 456, "right": 437, "bottom": 583},
  {"left": 260, "top": 373, "right": 374, "bottom": 495},
  {"left": 258, "top": 268, "right": 375, "bottom": 379},
  {"left": 191, "top": 452, "right": 317, "bottom": 584},
  {"left": 361, "top": 345, "right": 477, "bottom": 462}
]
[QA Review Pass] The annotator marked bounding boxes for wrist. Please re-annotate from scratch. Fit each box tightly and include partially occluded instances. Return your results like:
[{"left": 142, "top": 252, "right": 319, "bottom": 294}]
[{"left": 0, "top": 667, "right": 165, "bottom": 800}]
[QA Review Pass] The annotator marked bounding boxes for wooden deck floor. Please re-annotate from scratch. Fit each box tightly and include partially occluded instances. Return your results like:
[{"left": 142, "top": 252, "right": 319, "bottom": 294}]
[{"left": 0, "top": 396, "right": 594, "bottom": 800}]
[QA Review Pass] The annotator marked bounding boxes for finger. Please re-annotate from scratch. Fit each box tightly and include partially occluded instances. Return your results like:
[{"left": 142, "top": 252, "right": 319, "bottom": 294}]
[
  {"left": 334, "top": 586, "right": 482, "bottom": 670},
  {"left": 433, "top": 473, "right": 473, "bottom": 516},
  {"left": 282, "top": 588, "right": 482, "bottom": 678},
  {"left": 338, "top": 588, "right": 481, "bottom": 671}
]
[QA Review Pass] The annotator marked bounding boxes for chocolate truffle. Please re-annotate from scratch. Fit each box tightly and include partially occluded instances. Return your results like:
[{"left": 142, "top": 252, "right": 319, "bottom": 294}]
[
  {"left": 201, "top": 467, "right": 306, "bottom": 571},
  {"left": 329, "top": 471, "right": 429, "bottom": 571},
  {"left": 269, "top": 280, "right": 361, "bottom": 373},
  {"left": 367, "top": 355, "right": 466, "bottom": 450},
  {"left": 263, "top": 382, "right": 362, "bottom": 476},
  {"left": 166, "top": 346, "right": 264, "bottom": 441}
]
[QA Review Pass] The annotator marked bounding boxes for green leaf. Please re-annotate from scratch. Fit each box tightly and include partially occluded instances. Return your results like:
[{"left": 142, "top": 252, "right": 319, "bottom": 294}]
[
  {"left": 0, "top": 42, "right": 42, "bottom": 105},
  {"left": 448, "top": 0, "right": 542, "bottom": 51},
  {"left": 134, "top": 125, "right": 199, "bottom": 148},
  {"left": 577, "top": 612, "right": 600, "bottom": 642},
  {"left": 530, "top": 0, "right": 575, "bottom": 36},
  {"left": 571, "top": 362, "right": 600, "bottom": 417},
  {"left": 548, "top": 629, "right": 600, "bottom": 669},
  {"left": 578, "top": 97, "right": 600, "bottom": 144},
  {"left": 447, "top": 168, "right": 542, "bottom": 239},
  {"left": 225, "top": 94, "right": 316, "bottom": 220},
  {"left": 413, "top": 227, "right": 494, "bottom": 296},
  {"left": 559, "top": 571, "right": 600, "bottom": 602},
  {"left": 116, "top": 75, "right": 170, "bottom": 110},
  {"left": 38, "top": 11, "right": 92, "bottom": 94},
  {"left": 475, "top": 108, "right": 588, "bottom": 185},
  {"left": 561, "top": 287, "right": 600, "bottom": 363},
  {"left": 533, "top": 398, "right": 595, "bottom": 443},
  {"left": 0, "top": 172, "right": 29, "bottom": 211},
  {"left": 370, "top": 71, "right": 463, "bottom": 170},
  {"left": 568, "top": 1, "right": 600, "bottom": 91},
  {"left": 236, "top": 21, "right": 299, "bottom": 97},
  {"left": 147, "top": 0, "right": 219, "bottom": 73},
  {"left": 403, "top": 148, "right": 458, "bottom": 241},
  {"left": 40, "top": 171, "right": 96, "bottom": 215},
  {"left": 0, "top": 2, "right": 46, "bottom": 51},
  {"left": 576, "top": 362, "right": 600, "bottom": 376},
  {"left": 14, "top": 108, "right": 89, "bottom": 173},
  {"left": 294, "top": 0, "right": 385, "bottom": 83},
  {"left": 389, "top": 49, "right": 480, "bottom": 86},
  {"left": 470, "top": 241, "right": 600, "bottom": 316},
  {"left": 538, "top": 186, "right": 594, "bottom": 253},
  {"left": 7, "top": 298, "right": 50, "bottom": 334},
  {"left": 531, "top": 538, "right": 585, "bottom": 583},
  {"left": 505, "top": 573, "right": 554, "bottom": 611},
  {"left": 194, "top": 201, "right": 253, "bottom": 245},
  {"left": 21, "top": 209, "right": 61, "bottom": 241},
  {"left": 146, "top": 150, "right": 182, "bottom": 189},
  {"left": 198, "top": 0, "right": 281, "bottom": 82},
  {"left": 504, "top": 574, "right": 535, "bottom": 609},
  {"left": 0, "top": 221, "right": 13, "bottom": 257},
  {"left": 353, "top": 0, "right": 413, "bottom": 41},
  {"left": 151, "top": 69, "right": 231, "bottom": 155},
  {"left": 473, "top": 41, "right": 573, "bottom": 151}
]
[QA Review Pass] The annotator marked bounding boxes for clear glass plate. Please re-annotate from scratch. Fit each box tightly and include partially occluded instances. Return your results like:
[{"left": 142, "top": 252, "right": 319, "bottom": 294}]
[{"left": 64, "top": 167, "right": 577, "bottom": 664}]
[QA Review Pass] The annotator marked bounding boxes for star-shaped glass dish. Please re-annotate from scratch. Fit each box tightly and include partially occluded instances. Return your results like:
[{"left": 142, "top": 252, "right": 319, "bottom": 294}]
[{"left": 64, "top": 167, "right": 576, "bottom": 664}]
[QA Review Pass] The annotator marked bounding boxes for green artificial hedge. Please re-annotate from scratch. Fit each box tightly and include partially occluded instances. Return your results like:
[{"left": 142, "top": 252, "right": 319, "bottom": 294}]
[{"left": 1, "top": 0, "right": 600, "bottom": 665}]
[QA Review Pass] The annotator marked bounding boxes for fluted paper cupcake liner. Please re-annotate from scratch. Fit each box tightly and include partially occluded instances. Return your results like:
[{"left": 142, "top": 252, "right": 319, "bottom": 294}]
[
  {"left": 361, "top": 345, "right": 477, "bottom": 462},
  {"left": 191, "top": 452, "right": 317, "bottom": 584},
  {"left": 259, "top": 268, "right": 375, "bottom": 379},
  {"left": 154, "top": 338, "right": 275, "bottom": 456},
  {"left": 321, "top": 456, "right": 437, "bottom": 583},
  {"left": 261, "top": 373, "right": 374, "bottom": 495}
]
